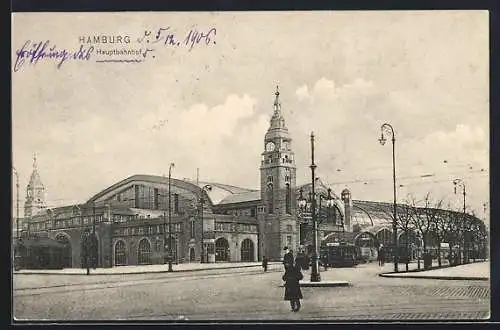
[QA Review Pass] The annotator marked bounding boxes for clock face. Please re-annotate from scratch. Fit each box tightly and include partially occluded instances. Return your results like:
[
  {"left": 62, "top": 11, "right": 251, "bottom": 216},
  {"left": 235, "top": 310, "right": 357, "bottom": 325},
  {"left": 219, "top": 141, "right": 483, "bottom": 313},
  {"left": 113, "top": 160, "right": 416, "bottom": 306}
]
[{"left": 266, "top": 142, "right": 275, "bottom": 152}]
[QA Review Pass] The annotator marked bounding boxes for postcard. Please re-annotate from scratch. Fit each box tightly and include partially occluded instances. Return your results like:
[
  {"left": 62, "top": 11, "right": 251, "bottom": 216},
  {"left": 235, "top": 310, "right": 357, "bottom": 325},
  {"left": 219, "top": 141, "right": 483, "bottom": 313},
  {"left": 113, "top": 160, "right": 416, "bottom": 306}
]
[{"left": 12, "top": 11, "right": 489, "bottom": 321}]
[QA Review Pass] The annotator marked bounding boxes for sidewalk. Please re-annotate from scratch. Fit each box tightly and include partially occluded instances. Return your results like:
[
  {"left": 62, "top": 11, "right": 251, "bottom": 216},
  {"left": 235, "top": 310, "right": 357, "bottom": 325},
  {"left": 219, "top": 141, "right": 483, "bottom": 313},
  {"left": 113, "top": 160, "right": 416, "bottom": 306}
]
[
  {"left": 279, "top": 266, "right": 353, "bottom": 288},
  {"left": 379, "top": 261, "right": 489, "bottom": 281},
  {"left": 14, "top": 261, "right": 281, "bottom": 276}
]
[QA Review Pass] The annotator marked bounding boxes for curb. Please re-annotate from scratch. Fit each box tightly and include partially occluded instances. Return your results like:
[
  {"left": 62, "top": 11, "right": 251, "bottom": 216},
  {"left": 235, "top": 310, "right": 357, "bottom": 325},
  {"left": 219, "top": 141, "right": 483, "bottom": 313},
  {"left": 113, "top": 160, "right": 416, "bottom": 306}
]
[
  {"left": 15, "top": 268, "right": 284, "bottom": 291},
  {"left": 378, "top": 273, "right": 489, "bottom": 281},
  {"left": 300, "top": 281, "right": 351, "bottom": 287},
  {"left": 14, "top": 263, "right": 281, "bottom": 276},
  {"left": 279, "top": 281, "right": 351, "bottom": 288}
]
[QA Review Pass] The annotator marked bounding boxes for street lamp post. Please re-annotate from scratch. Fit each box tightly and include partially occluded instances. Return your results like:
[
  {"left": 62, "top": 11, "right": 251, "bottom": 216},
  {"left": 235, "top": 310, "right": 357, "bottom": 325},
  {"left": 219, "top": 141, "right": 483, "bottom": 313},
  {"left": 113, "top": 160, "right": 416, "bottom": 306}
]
[
  {"left": 453, "top": 178, "right": 466, "bottom": 264},
  {"left": 298, "top": 187, "right": 335, "bottom": 248},
  {"left": 12, "top": 167, "right": 20, "bottom": 243},
  {"left": 379, "top": 123, "right": 398, "bottom": 273},
  {"left": 92, "top": 203, "right": 98, "bottom": 269},
  {"left": 199, "top": 184, "right": 212, "bottom": 264},
  {"left": 309, "top": 132, "right": 320, "bottom": 282},
  {"left": 167, "top": 162, "right": 175, "bottom": 272},
  {"left": 12, "top": 167, "right": 20, "bottom": 269},
  {"left": 323, "top": 188, "right": 343, "bottom": 240},
  {"left": 92, "top": 203, "right": 96, "bottom": 233}
]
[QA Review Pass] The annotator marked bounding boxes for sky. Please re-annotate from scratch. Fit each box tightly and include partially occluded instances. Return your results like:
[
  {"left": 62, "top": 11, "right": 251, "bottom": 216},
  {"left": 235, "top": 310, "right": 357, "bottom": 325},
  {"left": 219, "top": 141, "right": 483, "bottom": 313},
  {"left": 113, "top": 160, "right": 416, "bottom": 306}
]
[{"left": 11, "top": 11, "right": 489, "bottom": 224}]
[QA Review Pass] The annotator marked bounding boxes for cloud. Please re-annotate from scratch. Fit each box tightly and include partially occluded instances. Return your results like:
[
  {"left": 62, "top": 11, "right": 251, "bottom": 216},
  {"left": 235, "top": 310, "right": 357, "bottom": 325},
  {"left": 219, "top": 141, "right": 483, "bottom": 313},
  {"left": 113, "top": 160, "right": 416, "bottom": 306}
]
[
  {"left": 295, "top": 84, "right": 311, "bottom": 102},
  {"left": 12, "top": 11, "right": 489, "bottom": 225},
  {"left": 284, "top": 78, "right": 488, "bottom": 223},
  {"left": 36, "top": 94, "right": 264, "bottom": 201}
]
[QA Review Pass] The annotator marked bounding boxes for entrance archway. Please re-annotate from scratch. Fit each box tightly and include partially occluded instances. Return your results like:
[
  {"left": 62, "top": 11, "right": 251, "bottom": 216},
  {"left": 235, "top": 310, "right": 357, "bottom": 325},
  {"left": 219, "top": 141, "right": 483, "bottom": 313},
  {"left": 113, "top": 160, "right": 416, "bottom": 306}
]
[
  {"left": 189, "top": 247, "right": 196, "bottom": 262},
  {"left": 138, "top": 239, "right": 152, "bottom": 265},
  {"left": 376, "top": 228, "right": 392, "bottom": 248},
  {"left": 355, "top": 232, "right": 378, "bottom": 262},
  {"left": 55, "top": 233, "right": 72, "bottom": 268},
  {"left": 240, "top": 239, "right": 254, "bottom": 262},
  {"left": 215, "top": 238, "right": 230, "bottom": 262},
  {"left": 114, "top": 240, "right": 127, "bottom": 266}
]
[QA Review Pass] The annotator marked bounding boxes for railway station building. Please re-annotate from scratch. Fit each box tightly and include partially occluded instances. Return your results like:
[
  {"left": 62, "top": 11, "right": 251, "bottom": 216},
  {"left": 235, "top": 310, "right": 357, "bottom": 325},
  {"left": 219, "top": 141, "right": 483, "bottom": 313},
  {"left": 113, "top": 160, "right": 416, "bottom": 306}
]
[{"left": 17, "top": 88, "right": 487, "bottom": 268}]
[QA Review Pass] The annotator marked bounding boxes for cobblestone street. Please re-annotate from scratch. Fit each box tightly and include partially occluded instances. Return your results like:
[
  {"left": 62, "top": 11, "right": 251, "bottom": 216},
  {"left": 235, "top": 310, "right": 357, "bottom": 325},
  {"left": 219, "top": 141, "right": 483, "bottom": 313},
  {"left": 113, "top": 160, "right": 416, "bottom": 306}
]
[{"left": 13, "top": 262, "right": 489, "bottom": 321}]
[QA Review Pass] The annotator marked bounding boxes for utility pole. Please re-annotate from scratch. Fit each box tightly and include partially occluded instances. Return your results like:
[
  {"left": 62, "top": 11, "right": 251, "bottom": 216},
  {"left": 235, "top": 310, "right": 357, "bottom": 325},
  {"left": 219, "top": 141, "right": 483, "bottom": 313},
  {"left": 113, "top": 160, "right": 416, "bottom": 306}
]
[
  {"left": 199, "top": 184, "right": 212, "bottom": 263},
  {"left": 453, "top": 178, "right": 467, "bottom": 264},
  {"left": 92, "top": 203, "right": 97, "bottom": 269},
  {"left": 12, "top": 167, "right": 20, "bottom": 242},
  {"left": 168, "top": 163, "right": 174, "bottom": 272},
  {"left": 12, "top": 167, "right": 20, "bottom": 269},
  {"left": 379, "top": 123, "right": 398, "bottom": 273},
  {"left": 309, "top": 132, "right": 321, "bottom": 282}
]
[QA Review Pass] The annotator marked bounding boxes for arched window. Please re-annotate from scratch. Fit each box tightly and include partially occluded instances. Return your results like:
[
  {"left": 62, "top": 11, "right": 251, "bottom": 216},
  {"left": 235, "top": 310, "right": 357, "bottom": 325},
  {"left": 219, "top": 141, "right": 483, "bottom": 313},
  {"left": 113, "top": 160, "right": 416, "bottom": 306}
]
[
  {"left": 267, "top": 183, "right": 274, "bottom": 214},
  {"left": 285, "top": 183, "right": 291, "bottom": 214},
  {"left": 114, "top": 240, "right": 127, "bottom": 266},
  {"left": 376, "top": 228, "right": 392, "bottom": 248},
  {"left": 56, "top": 234, "right": 72, "bottom": 268},
  {"left": 137, "top": 239, "right": 152, "bottom": 265},
  {"left": 190, "top": 220, "right": 195, "bottom": 238},
  {"left": 215, "top": 238, "right": 230, "bottom": 262},
  {"left": 240, "top": 239, "right": 255, "bottom": 262}
]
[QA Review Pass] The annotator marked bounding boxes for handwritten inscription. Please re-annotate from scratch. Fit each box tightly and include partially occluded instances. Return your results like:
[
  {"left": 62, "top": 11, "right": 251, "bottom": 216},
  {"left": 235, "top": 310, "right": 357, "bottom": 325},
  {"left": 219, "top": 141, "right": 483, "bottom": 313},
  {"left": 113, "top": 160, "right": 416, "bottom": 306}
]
[
  {"left": 13, "top": 27, "right": 217, "bottom": 71},
  {"left": 138, "top": 27, "right": 217, "bottom": 51},
  {"left": 14, "top": 40, "right": 93, "bottom": 72}
]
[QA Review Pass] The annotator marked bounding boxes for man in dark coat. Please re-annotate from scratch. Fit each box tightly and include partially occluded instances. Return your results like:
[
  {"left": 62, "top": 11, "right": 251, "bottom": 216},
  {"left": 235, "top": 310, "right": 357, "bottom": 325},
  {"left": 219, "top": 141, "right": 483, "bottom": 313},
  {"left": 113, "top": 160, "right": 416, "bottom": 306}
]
[
  {"left": 283, "top": 247, "right": 294, "bottom": 270},
  {"left": 262, "top": 256, "right": 268, "bottom": 272},
  {"left": 282, "top": 263, "right": 303, "bottom": 312},
  {"left": 295, "top": 250, "right": 307, "bottom": 270}
]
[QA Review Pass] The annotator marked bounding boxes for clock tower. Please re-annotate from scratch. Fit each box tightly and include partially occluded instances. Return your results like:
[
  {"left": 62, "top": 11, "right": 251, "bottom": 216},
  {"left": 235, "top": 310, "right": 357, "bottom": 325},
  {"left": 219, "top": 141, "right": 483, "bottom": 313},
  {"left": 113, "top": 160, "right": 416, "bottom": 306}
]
[
  {"left": 258, "top": 86, "right": 298, "bottom": 261},
  {"left": 24, "top": 153, "right": 47, "bottom": 218}
]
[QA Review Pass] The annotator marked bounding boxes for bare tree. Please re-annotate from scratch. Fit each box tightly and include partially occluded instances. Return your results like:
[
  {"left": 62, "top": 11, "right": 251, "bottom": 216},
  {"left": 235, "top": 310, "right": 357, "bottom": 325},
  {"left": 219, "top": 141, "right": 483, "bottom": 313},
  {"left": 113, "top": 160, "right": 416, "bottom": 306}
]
[
  {"left": 411, "top": 193, "right": 443, "bottom": 258},
  {"left": 469, "top": 221, "right": 479, "bottom": 262},
  {"left": 448, "top": 209, "right": 465, "bottom": 265},
  {"left": 461, "top": 214, "right": 475, "bottom": 264},
  {"left": 433, "top": 205, "right": 459, "bottom": 267},
  {"left": 375, "top": 196, "right": 416, "bottom": 271},
  {"left": 462, "top": 212, "right": 486, "bottom": 263},
  {"left": 396, "top": 196, "right": 418, "bottom": 271},
  {"left": 473, "top": 222, "right": 488, "bottom": 261}
]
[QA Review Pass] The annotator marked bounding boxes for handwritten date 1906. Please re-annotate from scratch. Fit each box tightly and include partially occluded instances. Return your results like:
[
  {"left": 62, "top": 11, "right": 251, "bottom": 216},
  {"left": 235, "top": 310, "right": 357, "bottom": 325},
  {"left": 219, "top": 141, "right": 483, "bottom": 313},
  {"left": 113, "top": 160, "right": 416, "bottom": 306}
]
[
  {"left": 139, "top": 27, "right": 216, "bottom": 51},
  {"left": 184, "top": 28, "right": 217, "bottom": 51}
]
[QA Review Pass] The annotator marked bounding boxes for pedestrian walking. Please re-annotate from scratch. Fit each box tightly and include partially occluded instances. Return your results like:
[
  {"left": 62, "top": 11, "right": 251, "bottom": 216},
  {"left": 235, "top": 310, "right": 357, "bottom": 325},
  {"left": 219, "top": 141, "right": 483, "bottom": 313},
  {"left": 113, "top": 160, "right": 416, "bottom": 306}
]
[
  {"left": 378, "top": 248, "right": 385, "bottom": 266},
  {"left": 283, "top": 247, "right": 294, "bottom": 270},
  {"left": 295, "top": 250, "right": 305, "bottom": 270},
  {"left": 282, "top": 262, "right": 303, "bottom": 312},
  {"left": 262, "top": 256, "right": 268, "bottom": 272}
]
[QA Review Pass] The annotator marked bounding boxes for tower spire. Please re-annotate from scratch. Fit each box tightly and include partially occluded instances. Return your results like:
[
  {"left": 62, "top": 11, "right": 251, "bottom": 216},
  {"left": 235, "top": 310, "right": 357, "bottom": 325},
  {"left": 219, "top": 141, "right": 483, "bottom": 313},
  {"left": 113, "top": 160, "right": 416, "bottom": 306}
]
[
  {"left": 273, "top": 85, "right": 281, "bottom": 115},
  {"left": 25, "top": 152, "right": 46, "bottom": 217}
]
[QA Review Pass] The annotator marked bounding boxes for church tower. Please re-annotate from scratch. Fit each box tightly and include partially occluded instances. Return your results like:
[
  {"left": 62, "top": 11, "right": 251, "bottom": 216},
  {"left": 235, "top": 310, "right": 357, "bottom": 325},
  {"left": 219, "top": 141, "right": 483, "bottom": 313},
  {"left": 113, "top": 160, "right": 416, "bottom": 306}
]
[
  {"left": 24, "top": 154, "right": 46, "bottom": 217},
  {"left": 258, "top": 86, "right": 298, "bottom": 261}
]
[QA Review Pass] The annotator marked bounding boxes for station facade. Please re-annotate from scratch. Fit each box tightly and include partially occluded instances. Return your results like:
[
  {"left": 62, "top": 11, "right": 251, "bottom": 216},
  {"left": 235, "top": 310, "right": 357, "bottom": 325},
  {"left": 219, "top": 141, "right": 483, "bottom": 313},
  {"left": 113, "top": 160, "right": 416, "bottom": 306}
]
[{"left": 17, "top": 88, "right": 488, "bottom": 268}]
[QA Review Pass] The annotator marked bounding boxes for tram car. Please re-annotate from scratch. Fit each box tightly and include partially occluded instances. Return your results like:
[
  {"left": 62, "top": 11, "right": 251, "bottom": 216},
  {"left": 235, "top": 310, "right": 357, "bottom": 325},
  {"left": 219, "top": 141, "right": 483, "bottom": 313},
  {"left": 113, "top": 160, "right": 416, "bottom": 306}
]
[{"left": 319, "top": 242, "right": 361, "bottom": 268}]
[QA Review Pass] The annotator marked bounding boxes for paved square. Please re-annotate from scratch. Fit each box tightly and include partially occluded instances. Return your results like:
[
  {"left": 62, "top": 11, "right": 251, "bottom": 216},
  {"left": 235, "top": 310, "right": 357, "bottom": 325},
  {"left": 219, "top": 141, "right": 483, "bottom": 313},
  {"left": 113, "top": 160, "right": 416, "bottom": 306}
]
[{"left": 13, "top": 262, "right": 489, "bottom": 320}]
